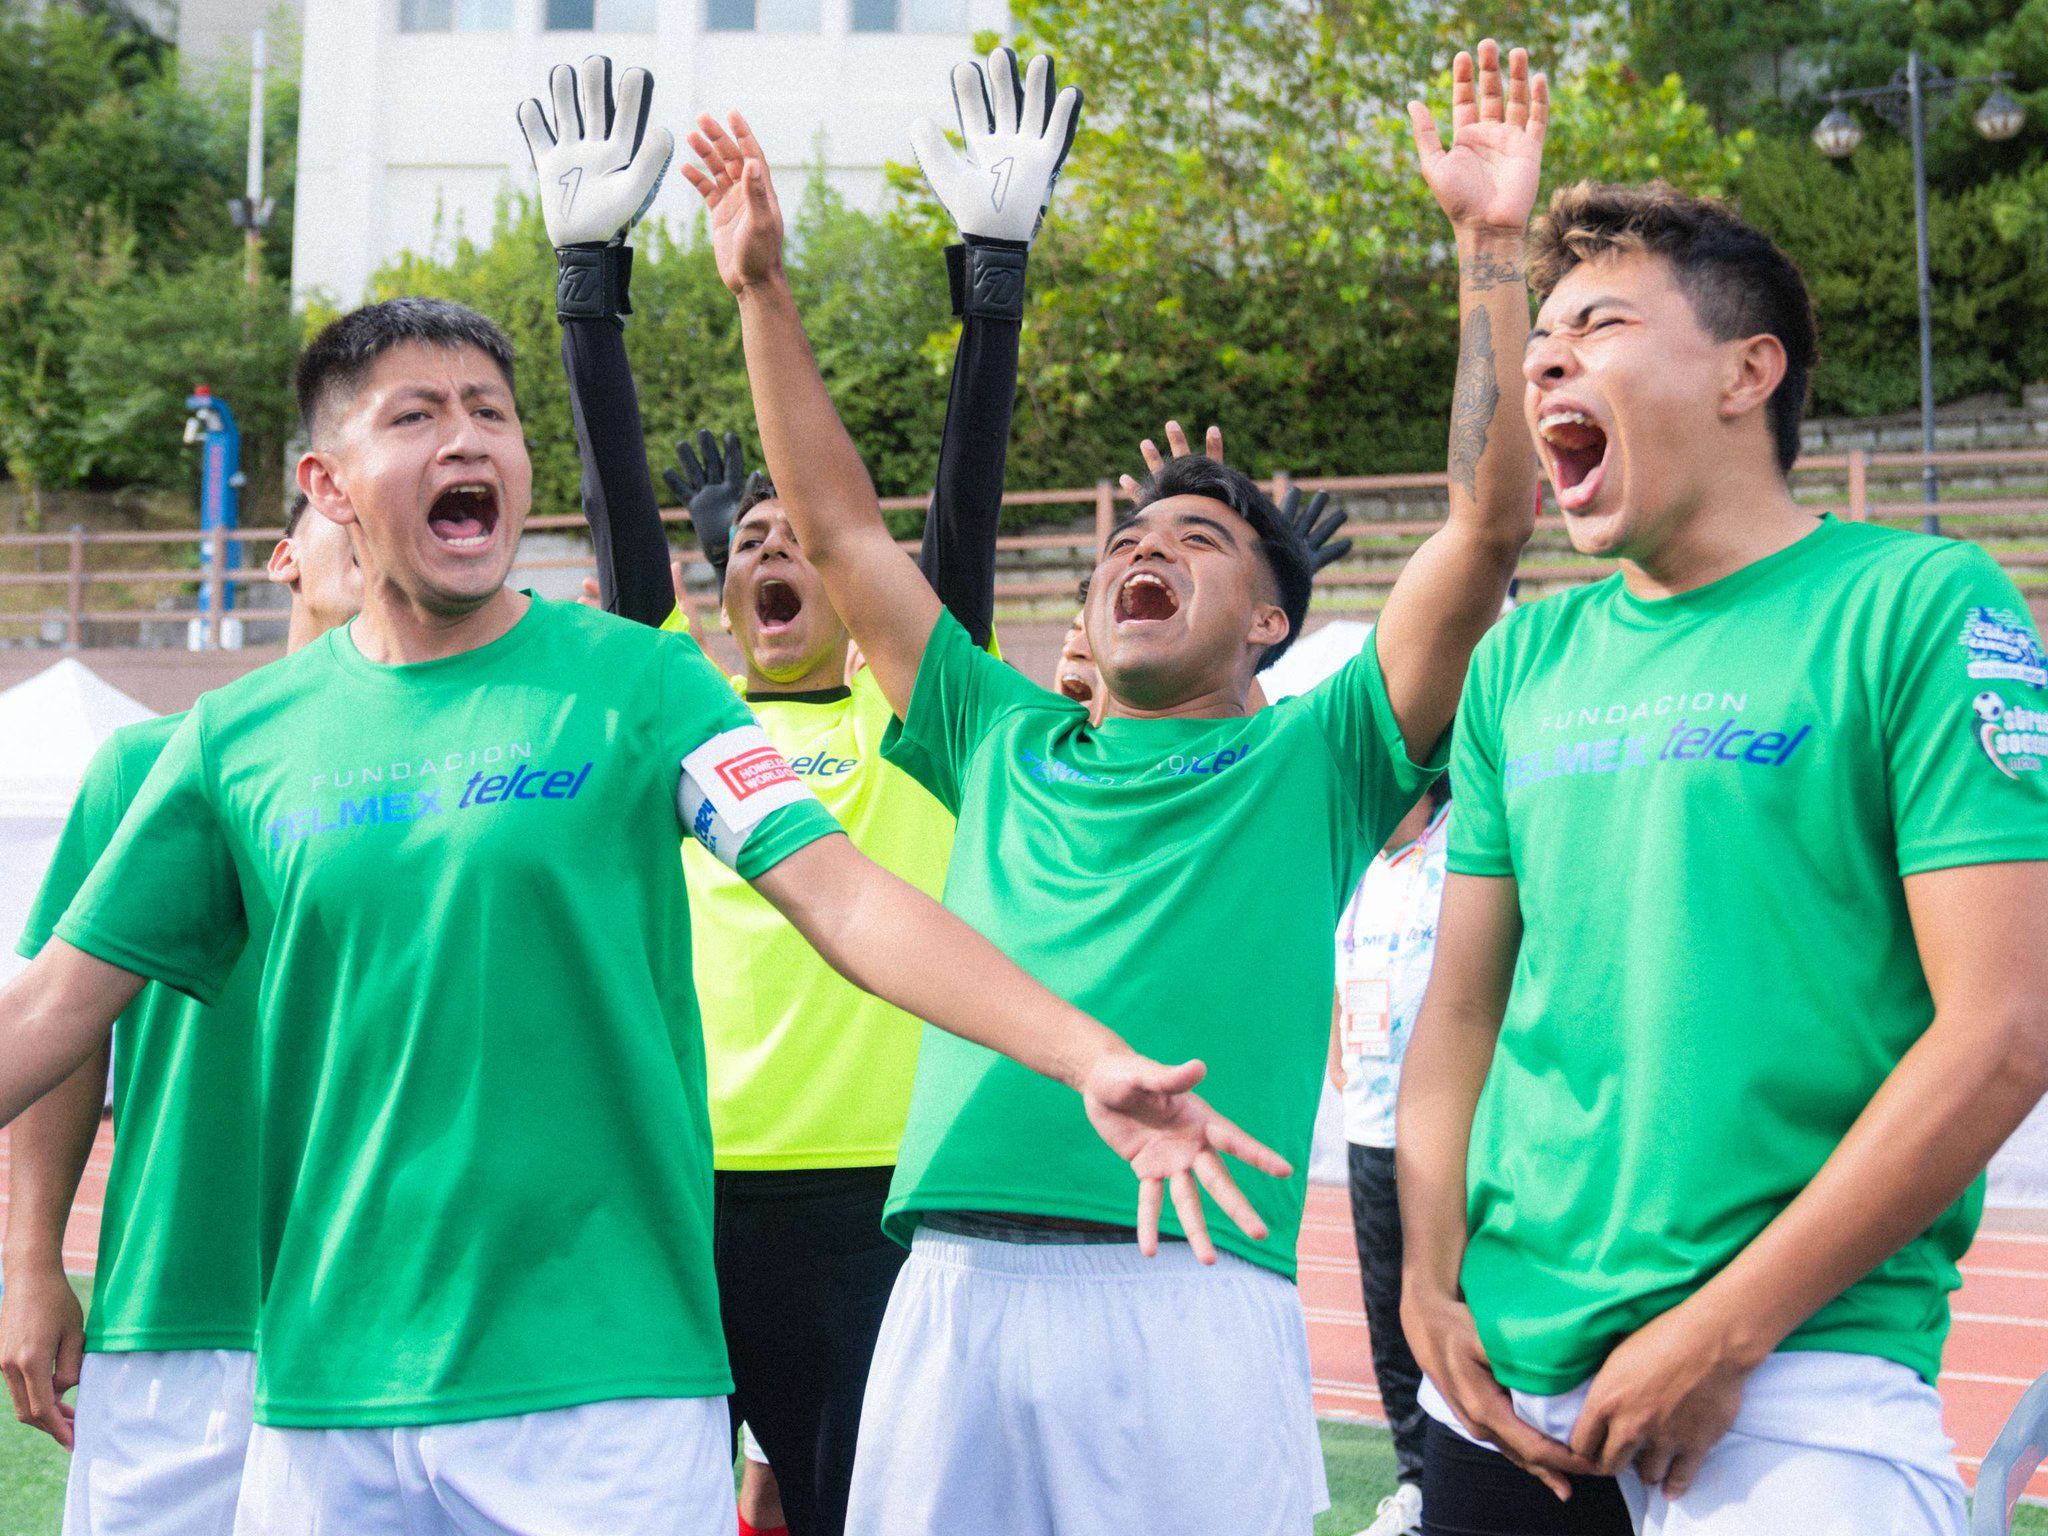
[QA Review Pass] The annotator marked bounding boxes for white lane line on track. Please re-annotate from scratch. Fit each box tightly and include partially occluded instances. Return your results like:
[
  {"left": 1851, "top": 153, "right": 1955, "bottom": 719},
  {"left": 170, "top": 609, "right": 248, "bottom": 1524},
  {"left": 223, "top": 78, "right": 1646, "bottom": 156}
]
[
  {"left": 1303, "top": 1307, "right": 1367, "bottom": 1328},
  {"left": 1954, "top": 1311, "right": 2048, "bottom": 1329},
  {"left": 1960, "top": 1264, "right": 2048, "bottom": 1281}
]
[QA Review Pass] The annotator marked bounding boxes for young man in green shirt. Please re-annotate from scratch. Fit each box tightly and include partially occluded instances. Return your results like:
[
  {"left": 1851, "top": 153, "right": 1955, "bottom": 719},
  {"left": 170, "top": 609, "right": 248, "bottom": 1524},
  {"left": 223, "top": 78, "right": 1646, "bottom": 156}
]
[
  {"left": 1399, "top": 183, "right": 2048, "bottom": 1535},
  {"left": 682, "top": 38, "right": 1546, "bottom": 1533},
  {"left": 0, "top": 496, "right": 360, "bottom": 1536},
  {"left": 0, "top": 293, "right": 1283, "bottom": 1534}
]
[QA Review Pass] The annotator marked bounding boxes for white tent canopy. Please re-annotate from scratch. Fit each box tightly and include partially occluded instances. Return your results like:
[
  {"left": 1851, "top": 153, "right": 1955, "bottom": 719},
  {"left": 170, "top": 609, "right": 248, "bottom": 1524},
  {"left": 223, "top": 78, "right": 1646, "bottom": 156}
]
[
  {"left": 0, "top": 659, "right": 155, "bottom": 819},
  {"left": 0, "top": 660, "right": 155, "bottom": 986}
]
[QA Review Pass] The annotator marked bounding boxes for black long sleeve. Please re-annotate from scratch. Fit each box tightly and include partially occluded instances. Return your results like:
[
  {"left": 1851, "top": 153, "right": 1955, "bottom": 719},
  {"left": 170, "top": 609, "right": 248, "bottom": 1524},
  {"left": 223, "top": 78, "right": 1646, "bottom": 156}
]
[
  {"left": 561, "top": 314, "right": 676, "bottom": 630},
  {"left": 917, "top": 242, "right": 1028, "bottom": 651}
]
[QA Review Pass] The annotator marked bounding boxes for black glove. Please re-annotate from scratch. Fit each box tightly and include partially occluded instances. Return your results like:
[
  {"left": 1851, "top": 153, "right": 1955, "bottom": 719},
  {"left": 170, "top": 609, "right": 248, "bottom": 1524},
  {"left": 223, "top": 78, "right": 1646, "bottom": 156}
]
[
  {"left": 1283, "top": 487, "right": 1352, "bottom": 573},
  {"left": 662, "top": 429, "right": 756, "bottom": 587}
]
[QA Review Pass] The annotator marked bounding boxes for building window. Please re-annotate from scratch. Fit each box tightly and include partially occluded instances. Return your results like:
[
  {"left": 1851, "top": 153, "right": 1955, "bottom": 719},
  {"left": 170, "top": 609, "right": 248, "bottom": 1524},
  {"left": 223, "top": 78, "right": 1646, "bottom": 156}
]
[
  {"left": 399, "top": 0, "right": 512, "bottom": 30},
  {"left": 851, "top": 0, "right": 967, "bottom": 30},
  {"left": 546, "top": 0, "right": 657, "bottom": 26},
  {"left": 706, "top": 0, "right": 823, "bottom": 31}
]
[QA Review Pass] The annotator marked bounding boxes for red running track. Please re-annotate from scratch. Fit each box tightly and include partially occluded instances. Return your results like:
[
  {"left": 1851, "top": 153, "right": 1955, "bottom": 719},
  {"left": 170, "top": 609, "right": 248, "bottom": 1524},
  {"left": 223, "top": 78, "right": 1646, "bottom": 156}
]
[
  {"left": 1300, "top": 1182, "right": 2048, "bottom": 1502},
  {"left": 6, "top": 1128, "right": 2043, "bottom": 1500}
]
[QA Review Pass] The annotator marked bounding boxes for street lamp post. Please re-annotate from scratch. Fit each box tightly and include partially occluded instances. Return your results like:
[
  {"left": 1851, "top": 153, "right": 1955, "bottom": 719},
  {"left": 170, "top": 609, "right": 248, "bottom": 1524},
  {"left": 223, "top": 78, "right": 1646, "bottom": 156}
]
[{"left": 1813, "top": 54, "right": 2024, "bottom": 536}]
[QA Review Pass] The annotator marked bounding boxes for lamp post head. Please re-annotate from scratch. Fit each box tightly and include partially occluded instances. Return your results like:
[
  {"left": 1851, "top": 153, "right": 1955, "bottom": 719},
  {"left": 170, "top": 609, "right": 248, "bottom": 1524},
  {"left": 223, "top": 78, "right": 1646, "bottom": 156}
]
[
  {"left": 1813, "top": 105, "right": 1864, "bottom": 158},
  {"left": 1974, "top": 88, "right": 2025, "bottom": 142}
]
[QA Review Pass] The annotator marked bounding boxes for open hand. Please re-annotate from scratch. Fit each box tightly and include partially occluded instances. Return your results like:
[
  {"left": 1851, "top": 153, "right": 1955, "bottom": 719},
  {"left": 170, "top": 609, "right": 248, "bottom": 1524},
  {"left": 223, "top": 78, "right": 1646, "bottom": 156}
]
[
  {"left": 1402, "top": 1283, "right": 1594, "bottom": 1501},
  {"left": 1080, "top": 1052, "right": 1292, "bottom": 1263},
  {"left": 1569, "top": 1297, "right": 1753, "bottom": 1497},
  {"left": 682, "top": 111, "right": 785, "bottom": 296},
  {"left": 1407, "top": 40, "right": 1548, "bottom": 234},
  {"left": 662, "top": 428, "right": 760, "bottom": 583},
  {"left": 911, "top": 48, "right": 1082, "bottom": 246},
  {"left": 1119, "top": 420, "right": 1224, "bottom": 499},
  {"left": 516, "top": 56, "right": 673, "bottom": 249},
  {"left": 1282, "top": 487, "right": 1352, "bottom": 572},
  {"left": 0, "top": 1265, "right": 83, "bottom": 1449}
]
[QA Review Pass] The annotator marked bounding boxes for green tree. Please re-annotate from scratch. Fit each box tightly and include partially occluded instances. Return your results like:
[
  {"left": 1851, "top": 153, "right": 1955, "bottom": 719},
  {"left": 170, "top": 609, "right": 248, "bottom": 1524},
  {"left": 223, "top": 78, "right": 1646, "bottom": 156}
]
[
  {"left": 67, "top": 252, "right": 301, "bottom": 506},
  {"left": 889, "top": 0, "right": 1744, "bottom": 484},
  {"left": 1630, "top": 0, "right": 2047, "bottom": 185},
  {"left": 1732, "top": 134, "right": 2048, "bottom": 416},
  {"left": 0, "top": 4, "right": 301, "bottom": 520}
]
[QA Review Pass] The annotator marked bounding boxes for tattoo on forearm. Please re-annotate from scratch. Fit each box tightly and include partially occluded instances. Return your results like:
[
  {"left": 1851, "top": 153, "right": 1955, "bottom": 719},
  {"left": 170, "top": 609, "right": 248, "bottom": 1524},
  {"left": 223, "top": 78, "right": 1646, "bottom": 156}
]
[
  {"left": 1461, "top": 248, "right": 1526, "bottom": 292},
  {"left": 1449, "top": 307, "right": 1499, "bottom": 499}
]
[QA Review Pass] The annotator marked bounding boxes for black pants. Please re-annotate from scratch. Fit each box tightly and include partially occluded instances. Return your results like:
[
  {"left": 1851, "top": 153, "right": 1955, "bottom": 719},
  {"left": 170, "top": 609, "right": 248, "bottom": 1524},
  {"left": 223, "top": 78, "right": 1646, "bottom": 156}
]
[
  {"left": 1347, "top": 1142, "right": 1429, "bottom": 1486},
  {"left": 713, "top": 1166, "right": 907, "bottom": 1536},
  {"left": 1421, "top": 1419, "right": 1635, "bottom": 1534}
]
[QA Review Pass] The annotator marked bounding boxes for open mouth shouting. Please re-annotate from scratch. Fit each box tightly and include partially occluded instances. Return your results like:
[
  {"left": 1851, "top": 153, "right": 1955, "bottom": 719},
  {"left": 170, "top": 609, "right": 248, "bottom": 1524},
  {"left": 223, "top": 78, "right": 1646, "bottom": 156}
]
[
  {"left": 1113, "top": 569, "right": 1182, "bottom": 626},
  {"left": 754, "top": 577, "right": 803, "bottom": 636},
  {"left": 1057, "top": 670, "right": 1095, "bottom": 703},
  {"left": 427, "top": 482, "right": 501, "bottom": 551},
  {"left": 1537, "top": 406, "right": 1611, "bottom": 514}
]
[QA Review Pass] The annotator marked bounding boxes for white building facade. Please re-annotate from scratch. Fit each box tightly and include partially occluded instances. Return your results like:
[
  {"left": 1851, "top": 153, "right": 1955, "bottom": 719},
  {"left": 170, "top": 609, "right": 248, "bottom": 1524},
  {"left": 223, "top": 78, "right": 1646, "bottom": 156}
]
[{"left": 292, "top": 0, "right": 1008, "bottom": 304}]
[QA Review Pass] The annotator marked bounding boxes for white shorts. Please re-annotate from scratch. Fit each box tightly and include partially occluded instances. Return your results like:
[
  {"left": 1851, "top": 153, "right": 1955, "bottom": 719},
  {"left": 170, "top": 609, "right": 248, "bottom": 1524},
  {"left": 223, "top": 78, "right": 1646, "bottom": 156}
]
[
  {"left": 63, "top": 1348, "right": 256, "bottom": 1536},
  {"left": 1422, "top": 1350, "right": 1968, "bottom": 1535},
  {"left": 845, "top": 1229, "right": 1328, "bottom": 1536},
  {"left": 230, "top": 1393, "right": 734, "bottom": 1536}
]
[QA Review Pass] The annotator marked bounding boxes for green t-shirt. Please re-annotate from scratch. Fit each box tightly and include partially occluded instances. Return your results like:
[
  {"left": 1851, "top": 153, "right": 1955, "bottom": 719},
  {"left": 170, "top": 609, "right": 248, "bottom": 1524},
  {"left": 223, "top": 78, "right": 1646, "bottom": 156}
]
[
  {"left": 881, "top": 612, "right": 1444, "bottom": 1276},
  {"left": 1451, "top": 518, "right": 2048, "bottom": 1392},
  {"left": 58, "top": 597, "right": 840, "bottom": 1427},
  {"left": 685, "top": 668, "right": 953, "bottom": 1169},
  {"left": 16, "top": 713, "right": 262, "bottom": 1354}
]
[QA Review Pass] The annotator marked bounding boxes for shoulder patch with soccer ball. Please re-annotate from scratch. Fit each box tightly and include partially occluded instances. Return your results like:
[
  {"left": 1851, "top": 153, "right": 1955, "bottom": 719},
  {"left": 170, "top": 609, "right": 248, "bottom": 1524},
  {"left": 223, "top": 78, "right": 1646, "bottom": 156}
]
[
  {"left": 679, "top": 725, "right": 816, "bottom": 868},
  {"left": 1971, "top": 691, "right": 2048, "bottom": 780}
]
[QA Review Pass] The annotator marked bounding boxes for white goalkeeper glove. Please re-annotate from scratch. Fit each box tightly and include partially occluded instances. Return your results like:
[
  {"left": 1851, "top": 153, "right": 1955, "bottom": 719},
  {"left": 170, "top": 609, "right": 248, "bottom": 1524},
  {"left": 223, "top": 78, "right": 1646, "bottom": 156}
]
[
  {"left": 517, "top": 56, "right": 673, "bottom": 318},
  {"left": 911, "top": 48, "right": 1081, "bottom": 248}
]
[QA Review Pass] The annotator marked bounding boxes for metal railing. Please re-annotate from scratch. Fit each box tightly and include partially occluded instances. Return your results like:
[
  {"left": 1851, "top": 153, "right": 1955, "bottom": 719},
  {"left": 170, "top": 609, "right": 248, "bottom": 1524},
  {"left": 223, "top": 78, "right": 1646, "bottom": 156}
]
[{"left": 3, "top": 446, "right": 2045, "bottom": 648}]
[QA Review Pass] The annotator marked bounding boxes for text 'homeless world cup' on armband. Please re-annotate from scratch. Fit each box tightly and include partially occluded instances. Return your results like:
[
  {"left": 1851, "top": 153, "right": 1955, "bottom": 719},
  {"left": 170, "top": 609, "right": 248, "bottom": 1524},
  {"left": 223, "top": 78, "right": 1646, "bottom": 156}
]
[{"left": 679, "top": 724, "right": 817, "bottom": 870}]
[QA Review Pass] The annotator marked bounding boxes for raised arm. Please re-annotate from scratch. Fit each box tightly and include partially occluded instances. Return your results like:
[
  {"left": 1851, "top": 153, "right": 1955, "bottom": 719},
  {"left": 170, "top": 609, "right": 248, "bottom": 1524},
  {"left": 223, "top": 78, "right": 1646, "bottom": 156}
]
[
  {"left": 913, "top": 49, "right": 1082, "bottom": 648},
  {"left": 684, "top": 113, "right": 939, "bottom": 717},
  {"left": 517, "top": 55, "right": 678, "bottom": 626},
  {"left": 751, "top": 833, "right": 1291, "bottom": 1260},
  {"left": 1374, "top": 40, "right": 1545, "bottom": 758}
]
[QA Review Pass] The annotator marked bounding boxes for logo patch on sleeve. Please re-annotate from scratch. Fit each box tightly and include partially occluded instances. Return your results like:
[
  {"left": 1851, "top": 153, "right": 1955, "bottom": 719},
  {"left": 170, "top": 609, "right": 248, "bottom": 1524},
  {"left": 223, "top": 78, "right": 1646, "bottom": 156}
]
[
  {"left": 1960, "top": 607, "right": 2047, "bottom": 689},
  {"left": 1973, "top": 691, "right": 2048, "bottom": 779},
  {"left": 679, "top": 726, "right": 818, "bottom": 869}
]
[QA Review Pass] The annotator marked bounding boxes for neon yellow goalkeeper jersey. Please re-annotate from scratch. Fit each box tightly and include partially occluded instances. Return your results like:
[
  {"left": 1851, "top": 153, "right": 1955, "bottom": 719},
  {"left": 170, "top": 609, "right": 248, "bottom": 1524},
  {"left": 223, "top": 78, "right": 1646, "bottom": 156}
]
[{"left": 676, "top": 645, "right": 955, "bottom": 1168}]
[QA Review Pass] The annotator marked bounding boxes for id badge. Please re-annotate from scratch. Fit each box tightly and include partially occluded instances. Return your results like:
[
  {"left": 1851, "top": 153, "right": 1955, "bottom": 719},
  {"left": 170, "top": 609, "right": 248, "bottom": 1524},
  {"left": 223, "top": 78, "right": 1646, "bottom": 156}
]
[{"left": 1340, "top": 978, "right": 1393, "bottom": 1059}]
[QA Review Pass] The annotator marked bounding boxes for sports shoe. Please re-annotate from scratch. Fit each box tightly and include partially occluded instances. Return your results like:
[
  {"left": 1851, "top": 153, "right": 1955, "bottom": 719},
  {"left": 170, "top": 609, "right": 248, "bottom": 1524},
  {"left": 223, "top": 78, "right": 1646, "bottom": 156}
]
[{"left": 1355, "top": 1481, "right": 1423, "bottom": 1536}]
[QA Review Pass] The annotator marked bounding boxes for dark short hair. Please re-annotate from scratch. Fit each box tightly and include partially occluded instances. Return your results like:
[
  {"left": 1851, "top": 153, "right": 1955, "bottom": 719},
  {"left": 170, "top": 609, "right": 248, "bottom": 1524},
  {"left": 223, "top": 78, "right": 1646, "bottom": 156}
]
[
  {"left": 1129, "top": 455, "right": 1313, "bottom": 670},
  {"left": 734, "top": 474, "right": 779, "bottom": 525},
  {"left": 282, "top": 491, "right": 309, "bottom": 537},
  {"left": 294, "top": 298, "right": 517, "bottom": 443},
  {"left": 1530, "top": 181, "right": 1817, "bottom": 476}
]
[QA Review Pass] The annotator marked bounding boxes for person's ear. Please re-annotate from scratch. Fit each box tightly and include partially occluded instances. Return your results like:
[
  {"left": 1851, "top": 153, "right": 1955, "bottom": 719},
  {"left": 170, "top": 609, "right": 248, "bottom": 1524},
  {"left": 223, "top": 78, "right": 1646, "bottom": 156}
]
[
  {"left": 297, "top": 450, "right": 359, "bottom": 527},
  {"left": 1719, "top": 332, "right": 1787, "bottom": 425},
  {"left": 1246, "top": 602, "right": 1289, "bottom": 650},
  {"left": 266, "top": 537, "right": 300, "bottom": 591}
]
